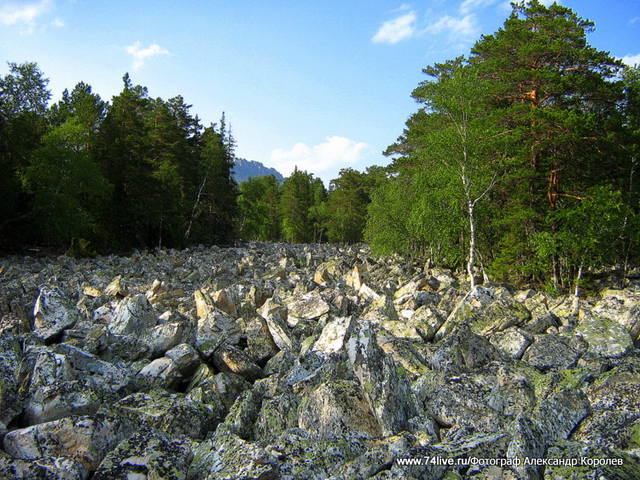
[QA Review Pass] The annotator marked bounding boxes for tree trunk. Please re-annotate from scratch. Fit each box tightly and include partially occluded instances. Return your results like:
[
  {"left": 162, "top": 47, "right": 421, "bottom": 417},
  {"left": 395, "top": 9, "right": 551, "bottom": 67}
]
[
  {"left": 467, "top": 201, "right": 476, "bottom": 290},
  {"left": 572, "top": 261, "right": 583, "bottom": 316}
]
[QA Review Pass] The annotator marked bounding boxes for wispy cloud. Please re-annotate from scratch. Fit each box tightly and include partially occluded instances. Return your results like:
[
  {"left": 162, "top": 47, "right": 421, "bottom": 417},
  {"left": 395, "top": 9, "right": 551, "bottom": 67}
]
[
  {"left": 270, "top": 136, "right": 369, "bottom": 181},
  {"left": 631, "top": 17, "right": 640, "bottom": 24},
  {"left": 126, "top": 41, "right": 171, "bottom": 69},
  {"left": 424, "top": 14, "right": 479, "bottom": 43},
  {"left": 51, "top": 17, "right": 63, "bottom": 27},
  {"left": 0, "top": 0, "right": 52, "bottom": 27},
  {"left": 372, "top": 11, "right": 417, "bottom": 44},
  {"left": 621, "top": 54, "right": 640, "bottom": 67},
  {"left": 459, "top": 0, "right": 498, "bottom": 15}
]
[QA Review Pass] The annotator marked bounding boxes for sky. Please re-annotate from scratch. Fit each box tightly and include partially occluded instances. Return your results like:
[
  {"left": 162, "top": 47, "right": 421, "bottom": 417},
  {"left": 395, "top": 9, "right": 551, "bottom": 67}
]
[{"left": 1, "top": 0, "right": 639, "bottom": 184}]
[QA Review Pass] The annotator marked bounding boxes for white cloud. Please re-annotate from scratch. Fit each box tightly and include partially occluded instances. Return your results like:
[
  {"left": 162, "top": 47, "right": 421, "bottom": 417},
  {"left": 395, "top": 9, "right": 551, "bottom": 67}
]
[
  {"left": 126, "top": 41, "right": 171, "bottom": 69},
  {"left": 459, "top": 0, "right": 498, "bottom": 14},
  {"left": 539, "top": 0, "right": 559, "bottom": 6},
  {"left": 0, "top": 0, "right": 52, "bottom": 26},
  {"left": 621, "top": 54, "right": 640, "bottom": 67},
  {"left": 270, "top": 136, "right": 369, "bottom": 180},
  {"left": 51, "top": 17, "right": 63, "bottom": 27},
  {"left": 424, "top": 14, "right": 479, "bottom": 41},
  {"left": 372, "top": 11, "right": 417, "bottom": 44}
]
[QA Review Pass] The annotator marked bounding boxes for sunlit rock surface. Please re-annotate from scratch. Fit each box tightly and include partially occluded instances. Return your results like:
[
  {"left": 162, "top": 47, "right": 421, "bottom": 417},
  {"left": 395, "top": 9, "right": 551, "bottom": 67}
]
[{"left": 0, "top": 242, "right": 639, "bottom": 479}]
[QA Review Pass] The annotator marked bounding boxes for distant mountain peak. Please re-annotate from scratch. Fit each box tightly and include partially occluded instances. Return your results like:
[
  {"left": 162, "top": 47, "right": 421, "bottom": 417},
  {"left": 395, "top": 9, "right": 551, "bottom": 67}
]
[{"left": 232, "top": 158, "right": 284, "bottom": 183}]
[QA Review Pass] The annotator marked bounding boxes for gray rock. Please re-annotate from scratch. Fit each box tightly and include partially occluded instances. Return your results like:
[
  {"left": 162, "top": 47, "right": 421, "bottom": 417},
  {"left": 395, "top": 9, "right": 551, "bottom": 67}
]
[
  {"left": 0, "top": 451, "right": 89, "bottom": 480},
  {"left": 298, "top": 379, "right": 381, "bottom": 439},
  {"left": 32, "top": 287, "right": 79, "bottom": 342},
  {"left": 3, "top": 414, "right": 126, "bottom": 471},
  {"left": 489, "top": 328, "right": 533, "bottom": 360},
  {"left": 93, "top": 429, "right": 194, "bottom": 480},
  {"left": 105, "top": 391, "right": 222, "bottom": 440},
  {"left": 108, "top": 294, "right": 157, "bottom": 336},
  {"left": 576, "top": 314, "right": 633, "bottom": 359},
  {"left": 347, "top": 323, "right": 417, "bottom": 436},
  {"left": 522, "top": 335, "right": 581, "bottom": 371}
]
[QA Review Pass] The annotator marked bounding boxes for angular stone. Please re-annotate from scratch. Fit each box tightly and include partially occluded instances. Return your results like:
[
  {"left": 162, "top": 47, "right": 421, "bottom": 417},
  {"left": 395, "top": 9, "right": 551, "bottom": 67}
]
[
  {"left": 137, "top": 357, "right": 182, "bottom": 389},
  {"left": 108, "top": 294, "right": 156, "bottom": 336},
  {"left": 286, "top": 291, "right": 330, "bottom": 322},
  {"left": 106, "top": 391, "right": 223, "bottom": 440},
  {"left": 347, "top": 323, "right": 417, "bottom": 436},
  {"left": 312, "top": 316, "right": 354, "bottom": 356},
  {"left": 298, "top": 379, "right": 381, "bottom": 439},
  {"left": 3, "top": 414, "right": 125, "bottom": 471},
  {"left": 489, "top": 328, "right": 533, "bottom": 360},
  {"left": 32, "top": 287, "right": 79, "bottom": 342},
  {"left": 165, "top": 343, "right": 201, "bottom": 375},
  {"left": 187, "top": 427, "right": 278, "bottom": 480},
  {"left": 93, "top": 429, "right": 194, "bottom": 480},
  {"left": 576, "top": 314, "right": 633, "bottom": 359},
  {"left": 522, "top": 335, "right": 581, "bottom": 371},
  {"left": 211, "top": 344, "right": 263, "bottom": 381},
  {"left": 0, "top": 451, "right": 89, "bottom": 480}
]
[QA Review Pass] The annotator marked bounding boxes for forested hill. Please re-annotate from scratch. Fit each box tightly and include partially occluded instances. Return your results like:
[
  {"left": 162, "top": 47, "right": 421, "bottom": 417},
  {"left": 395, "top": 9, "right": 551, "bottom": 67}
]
[{"left": 232, "top": 158, "right": 283, "bottom": 183}]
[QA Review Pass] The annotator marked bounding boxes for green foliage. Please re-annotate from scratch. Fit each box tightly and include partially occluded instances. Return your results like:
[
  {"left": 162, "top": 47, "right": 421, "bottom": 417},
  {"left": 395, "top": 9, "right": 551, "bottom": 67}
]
[
  {"left": 1, "top": 66, "right": 239, "bottom": 253},
  {"left": 370, "top": 0, "right": 639, "bottom": 286},
  {"left": 21, "top": 118, "right": 111, "bottom": 245},
  {"left": 279, "top": 168, "right": 321, "bottom": 243},
  {"left": 237, "top": 175, "right": 281, "bottom": 241}
]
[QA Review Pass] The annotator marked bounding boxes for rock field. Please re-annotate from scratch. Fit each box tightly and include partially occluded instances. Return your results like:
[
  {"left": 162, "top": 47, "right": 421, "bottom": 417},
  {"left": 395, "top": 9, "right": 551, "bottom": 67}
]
[{"left": 0, "top": 242, "right": 639, "bottom": 479}]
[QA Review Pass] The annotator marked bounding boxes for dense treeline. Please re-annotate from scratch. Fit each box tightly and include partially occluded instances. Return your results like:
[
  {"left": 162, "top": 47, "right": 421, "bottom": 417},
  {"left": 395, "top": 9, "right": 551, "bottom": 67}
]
[
  {"left": 2, "top": 1, "right": 639, "bottom": 293},
  {"left": 365, "top": 0, "right": 640, "bottom": 290},
  {"left": 0, "top": 67, "right": 237, "bottom": 253},
  {"left": 235, "top": 166, "right": 384, "bottom": 244}
]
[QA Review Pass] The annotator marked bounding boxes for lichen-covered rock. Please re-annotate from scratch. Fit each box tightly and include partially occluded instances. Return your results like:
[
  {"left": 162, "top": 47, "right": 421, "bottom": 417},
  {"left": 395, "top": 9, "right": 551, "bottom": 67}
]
[
  {"left": 0, "top": 451, "right": 89, "bottom": 480},
  {"left": 347, "top": 323, "right": 417, "bottom": 436},
  {"left": 286, "top": 291, "right": 330, "bottom": 323},
  {"left": 33, "top": 286, "right": 79, "bottom": 342},
  {"left": 242, "top": 316, "right": 279, "bottom": 364},
  {"left": 298, "top": 379, "right": 381, "bottom": 439},
  {"left": 105, "top": 391, "right": 222, "bottom": 440},
  {"left": 438, "top": 287, "right": 531, "bottom": 340},
  {"left": 489, "top": 328, "right": 533, "bottom": 360},
  {"left": 211, "top": 344, "right": 263, "bottom": 381},
  {"left": 263, "top": 428, "right": 367, "bottom": 480},
  {"left": 93, "top": 429, "right": 194, "bottom": 480},
  {"left": 136, "top": 357, "right": 182, "bottom": 389},
  {"left": 572, "top": 365, "right": 640, "bottom": 450},
  {"left": 362, "top": 295, "right": 399, "bottom": 324},
  {"left": 429, "top": 327, "right": 503, "bottom": 374},
  {"left": 592, "top": 287, "right": 640, "bottom": 340},
  {"left": 544, "top": 441, "right": 640, "bottom": 480},
  {"left": 165, "top": 343, "right": 200, "bottom": 376},
  {"left": 108, "top": 294, "right": 157, "bottom": 336},
  {"left": 187, "top": 426, "right": 279, "bottom": 480},
  {"left": 576, "top": 314, "right": 633, "bottom": 359},
  {"left": 312, "top": 316, "right": 355, "bottom": 356},
  {"left": 3, "top": 414, "right": 126, "bottom": 471},
  {"left": 143, "top": 316, "right": 194, "bottom": 357},
  {"left": 194, "top": 306, "right": 241, "bottom": 355},
  {"left": 522, "top": 335, "right": 582, "bottom": 371}
]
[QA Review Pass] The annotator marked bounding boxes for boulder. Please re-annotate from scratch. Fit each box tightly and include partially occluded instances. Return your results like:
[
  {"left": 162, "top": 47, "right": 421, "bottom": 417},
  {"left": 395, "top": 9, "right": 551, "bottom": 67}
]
[
  {"left": 93, "top": 429, "right": 194, "bottom": 480},
  {"left": 523, "top": 335, "right": 582, "bottom": 371},
  {"left": 32, "top": 287, "right": 79, "bottom": 342},
  {"left": 107, "top": 294, "right": 156, "bottom": 336},
  {"left": 3, "top": 414, "right": 126, "bottom": 471}
]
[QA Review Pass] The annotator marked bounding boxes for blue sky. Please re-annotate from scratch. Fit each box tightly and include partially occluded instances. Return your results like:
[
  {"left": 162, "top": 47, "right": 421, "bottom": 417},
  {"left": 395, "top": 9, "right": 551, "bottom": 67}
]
[{"left": 1, "top": 0, "right": 639, "bottom": 183}]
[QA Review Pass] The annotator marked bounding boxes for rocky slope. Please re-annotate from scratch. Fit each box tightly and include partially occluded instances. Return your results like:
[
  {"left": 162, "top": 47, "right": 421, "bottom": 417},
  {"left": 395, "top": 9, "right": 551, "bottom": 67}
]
[{"left": 0, "top": 243, "right": 639, "bottom": 480}]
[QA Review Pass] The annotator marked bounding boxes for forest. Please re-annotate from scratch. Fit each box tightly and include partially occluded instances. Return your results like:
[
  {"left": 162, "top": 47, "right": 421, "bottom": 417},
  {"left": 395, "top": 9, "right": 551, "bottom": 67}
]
[{"left": 1, "top": 1, "right": 639, "bottom": 291}]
